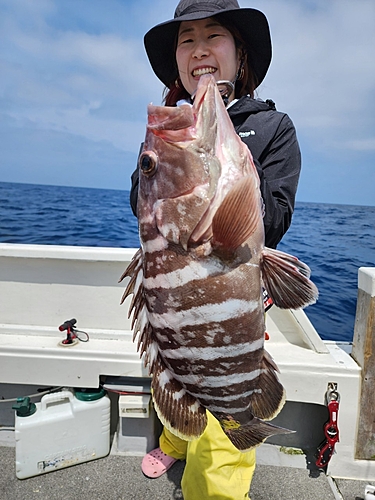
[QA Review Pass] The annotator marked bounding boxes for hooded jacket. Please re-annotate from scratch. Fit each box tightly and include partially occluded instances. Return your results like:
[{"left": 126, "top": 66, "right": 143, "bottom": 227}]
[{"left": 130, "top": 95, "right": 301, "bottom": 249}]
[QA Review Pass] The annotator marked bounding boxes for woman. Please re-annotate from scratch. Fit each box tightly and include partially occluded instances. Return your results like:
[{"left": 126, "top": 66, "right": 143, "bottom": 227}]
[{"left": 130, "top": 1, "right": 301, "bottom": 498}]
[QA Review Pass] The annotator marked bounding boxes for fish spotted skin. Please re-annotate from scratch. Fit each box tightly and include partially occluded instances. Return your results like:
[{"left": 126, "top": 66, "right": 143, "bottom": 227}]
[{"left": 121, "top": 75, "right": 318, "bottom": 451}]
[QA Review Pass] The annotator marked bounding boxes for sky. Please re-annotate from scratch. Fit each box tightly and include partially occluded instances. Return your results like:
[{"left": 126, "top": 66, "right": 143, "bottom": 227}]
[{"left": 0, "top": 0, "right": 374, "bottom": 206}]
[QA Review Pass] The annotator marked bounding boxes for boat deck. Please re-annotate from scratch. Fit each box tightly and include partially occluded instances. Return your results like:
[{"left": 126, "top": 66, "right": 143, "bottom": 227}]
[
  {"left": 1, "top": 245, "right": 375, "bottom": 497},
  {"left": 0, "top": 445, "right": 371, "bottom": 500}
]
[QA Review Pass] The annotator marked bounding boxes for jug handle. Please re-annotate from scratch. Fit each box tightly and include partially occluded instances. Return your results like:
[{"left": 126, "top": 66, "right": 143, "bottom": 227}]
[{"left": 41, "top": 390, "right": 74, "bottom": 411}]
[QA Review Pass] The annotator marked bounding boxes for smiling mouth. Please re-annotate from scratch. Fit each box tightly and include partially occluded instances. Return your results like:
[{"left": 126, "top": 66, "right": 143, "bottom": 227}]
[{"left": 192, "top": 67, "right": 217, "bottom": 78}]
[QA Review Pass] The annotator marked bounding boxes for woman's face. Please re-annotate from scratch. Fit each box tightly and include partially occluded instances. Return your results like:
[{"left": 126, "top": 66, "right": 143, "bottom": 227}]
[{"left": 176, "top": 18, "right": 240, "bottom": 100}]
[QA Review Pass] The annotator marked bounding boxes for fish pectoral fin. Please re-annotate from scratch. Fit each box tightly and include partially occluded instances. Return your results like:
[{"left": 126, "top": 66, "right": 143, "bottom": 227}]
[
  {"left": 222, "top": 416, "right": 293, "bottom": 452},
  {"left": 152, "top": 357, "right": 207, "bottom": 441},
  {"left": 212, "top": 175, "right": 261, "bottom": 252},
  {"left": 250, "top": 349, "right": 285, "bottom": 420},
  {"left": 260, "top": 247, "right": 319, "bottom": 309}
]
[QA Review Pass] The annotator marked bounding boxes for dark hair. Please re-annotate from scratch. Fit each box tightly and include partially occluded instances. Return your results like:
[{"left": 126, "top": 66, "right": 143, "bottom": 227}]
[{"left": 163, "top": 14, "right": 258, "bottom": 106}]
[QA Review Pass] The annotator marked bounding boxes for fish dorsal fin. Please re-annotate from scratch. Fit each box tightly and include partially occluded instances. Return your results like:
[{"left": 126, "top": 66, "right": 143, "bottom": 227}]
[
  {"left": 152, "top": 356, "right": 207, "bottom": 440},
  {"left": 260, "top": 247, "right": 319, "bottom": 309},
  {"left": 120, "top": 249, "right": 207, "bottom": 440},
  {"left": 119, "top": 248, "right": 145, "bottom": 325},
  {"left": 212, "top": 175, "right": 261, "bottom": 252},
  {"left": 119, "top": 249, "right": 155, "bottom": 360}
]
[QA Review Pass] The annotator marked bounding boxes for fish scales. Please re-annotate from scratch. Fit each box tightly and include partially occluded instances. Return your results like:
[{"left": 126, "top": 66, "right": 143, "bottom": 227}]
[
  {"left": 121, "top": 74, "right": 318, "bottom": 451},
  {"left": 144, "top": 253, "right": 264, "bottom": 380}
]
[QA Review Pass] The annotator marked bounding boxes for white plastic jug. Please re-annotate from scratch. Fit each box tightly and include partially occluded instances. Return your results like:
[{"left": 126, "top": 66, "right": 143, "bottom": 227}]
[{"left": 14, "top": 388, "right": 110, "bottom": 479}]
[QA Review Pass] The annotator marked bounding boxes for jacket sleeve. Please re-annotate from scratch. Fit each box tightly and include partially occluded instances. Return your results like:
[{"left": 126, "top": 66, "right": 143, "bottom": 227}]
[
  {"left": 130, "top": 167, "right": 139, "bottom": 217},
  {"left": 254, "top": 114, "right": 301, "bottom": 248},
  {"left": 129, "top": 142, "right": 144, "bottom": 217}
]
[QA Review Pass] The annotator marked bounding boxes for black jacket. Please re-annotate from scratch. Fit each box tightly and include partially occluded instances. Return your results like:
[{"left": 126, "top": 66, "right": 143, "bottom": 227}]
[{"left": 130, "top": 96, "right": 301, "bottom": 249}]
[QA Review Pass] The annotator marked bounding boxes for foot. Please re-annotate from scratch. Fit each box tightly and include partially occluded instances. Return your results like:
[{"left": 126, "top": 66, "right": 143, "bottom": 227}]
[{"left": 141, "top": 447, "right": 178, "bottom": 478}]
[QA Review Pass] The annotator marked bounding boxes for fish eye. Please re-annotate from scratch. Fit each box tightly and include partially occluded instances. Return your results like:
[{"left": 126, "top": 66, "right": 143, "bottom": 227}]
[{"left": 139, "top": 152, "right": 158, "bottom": 177}]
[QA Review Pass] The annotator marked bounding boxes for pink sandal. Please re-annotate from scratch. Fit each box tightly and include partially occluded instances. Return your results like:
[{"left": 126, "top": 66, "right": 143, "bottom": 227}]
[{"left": 141, "top": 447, "right": 178, "bottom": 478}]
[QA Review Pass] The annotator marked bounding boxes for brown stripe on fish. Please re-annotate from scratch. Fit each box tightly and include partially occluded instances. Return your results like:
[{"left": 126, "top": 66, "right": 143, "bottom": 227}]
[
  {"left": 145, "top": 280, "right": 261, "bottom": 314},
  {"left": 163, "top": 347, "right": 264, "bottom": 378},
  {"left": 198, "top": 397, "right": 259, "bottom": 416},
  {"left": 208, "top": 376, "right": 267, "bottom": 398},
  {"left": 158, "top": 334, "right": 264, "bottom": 375},
  {"left": 141, "top": 235, "right": 170, "bottom": 257},
  {"left": 148, "top": 255, "right": 260, "bottom": 296},
  {"left": 190, "top": 387, "right": 262, "bottom": 408},
  {"left": 142, "top": 246, "right": 221, "bottom": 279},
  {"left": 159, "top": 335, "right": 264, "bottom": 364},
  {"left": 182, "top": 373, "right": 263, "bottom": 396},
  {"left": 150, "top": 303, "right": 265, "bottom": 350},
  {"left": 173, "top": 366, "right": 263, "bottom": 391},
  {"left": 193, "top": 388, "right": 262, "bottom": 407},
  {"left": 180, "top": 373, "right": 284, "bottom": 422},
  {"left": 179, "top": 351, "right": 284, "bottom": 421},
  {"left": 180, "top": 365, "right": 277, "bottom": 396},
  {"left": 150, "top": 296, "right": 259, "bottom": 329}
]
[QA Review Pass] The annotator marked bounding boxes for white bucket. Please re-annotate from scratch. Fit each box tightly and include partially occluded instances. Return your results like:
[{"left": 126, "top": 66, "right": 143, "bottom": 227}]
[{"left": 14, "top": 388, "right": 110, "bottom": 479}]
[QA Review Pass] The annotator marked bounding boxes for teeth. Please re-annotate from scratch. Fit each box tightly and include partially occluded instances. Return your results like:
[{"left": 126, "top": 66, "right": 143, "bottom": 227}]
[{"left": 192, "top": 67, "right": 216, "bottom": 77}]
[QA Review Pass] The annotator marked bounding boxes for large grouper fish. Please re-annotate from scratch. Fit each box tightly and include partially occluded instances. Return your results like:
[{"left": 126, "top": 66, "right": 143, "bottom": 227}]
[{"left": 121, "top": 74, "right": 318, "bottom": 451}]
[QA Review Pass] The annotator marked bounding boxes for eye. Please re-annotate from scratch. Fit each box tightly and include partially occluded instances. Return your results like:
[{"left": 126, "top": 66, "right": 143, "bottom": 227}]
[
  {"left": 179, "top": 37, "right": 193, "bottom": 45},
  {"left": 139, "top": 151, "right": 158, "bottom": 177}
]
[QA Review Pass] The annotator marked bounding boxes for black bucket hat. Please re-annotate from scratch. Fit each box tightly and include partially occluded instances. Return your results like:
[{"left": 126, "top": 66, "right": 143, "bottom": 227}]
[{"left": 144, "top": 0, "right": 272, "bottom": 89}]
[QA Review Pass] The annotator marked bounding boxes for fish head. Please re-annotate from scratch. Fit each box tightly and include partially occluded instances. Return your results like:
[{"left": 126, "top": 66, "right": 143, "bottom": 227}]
[
  {"left": 137, "top": 75, "right": 220, "bottom": 249},
  {"left": 137, "top": 74, "right": 259, "bottom": 251}
]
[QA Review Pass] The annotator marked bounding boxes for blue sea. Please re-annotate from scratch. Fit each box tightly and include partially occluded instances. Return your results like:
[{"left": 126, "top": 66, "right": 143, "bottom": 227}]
[{"left": 1, "top": 181, "right": 374, "bottom": 343}]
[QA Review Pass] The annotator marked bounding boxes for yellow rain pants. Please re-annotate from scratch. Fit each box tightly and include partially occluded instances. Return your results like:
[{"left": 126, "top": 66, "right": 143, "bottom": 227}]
[{"left": 160, "top": 411, "right": 256, "bottom": 500}]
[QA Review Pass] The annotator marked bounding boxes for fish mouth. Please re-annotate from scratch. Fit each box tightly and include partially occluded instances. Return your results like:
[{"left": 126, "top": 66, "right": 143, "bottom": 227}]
[{"left": 192, "top": 66, "right": 217, "bottom": 79}]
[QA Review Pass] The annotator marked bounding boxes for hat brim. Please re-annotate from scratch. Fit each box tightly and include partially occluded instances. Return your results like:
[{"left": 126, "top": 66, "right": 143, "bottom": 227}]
[{"left": 144, "top": 8, "right": 272, "bottom": 89}]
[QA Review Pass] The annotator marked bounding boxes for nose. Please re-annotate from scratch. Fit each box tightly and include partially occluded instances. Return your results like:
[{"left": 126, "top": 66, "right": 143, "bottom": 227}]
[{"left": 192, "top": 40, "right": 209, "bottom": 59}]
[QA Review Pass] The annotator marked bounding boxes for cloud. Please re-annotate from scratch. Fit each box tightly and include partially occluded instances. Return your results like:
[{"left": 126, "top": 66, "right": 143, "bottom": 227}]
[
  {"left": 344, "top": 138, "right": 375, "bottom": 152},
  {"left": 247, "top": 0, "right": 375, "bottom": 150},
  {"left": 0, "top": 0, "right": 374, "bottom": 205},
  {"left": 0, "top": 0, "right": 164, "bottom": 156},
  {"left": 239, "top": 0, "right": 375, "bottom": 205}
]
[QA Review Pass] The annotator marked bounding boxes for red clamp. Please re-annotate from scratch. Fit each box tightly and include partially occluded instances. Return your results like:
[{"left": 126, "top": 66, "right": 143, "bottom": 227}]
[{"left": 316, "top": 384, "right": 340, "bottom": 468}]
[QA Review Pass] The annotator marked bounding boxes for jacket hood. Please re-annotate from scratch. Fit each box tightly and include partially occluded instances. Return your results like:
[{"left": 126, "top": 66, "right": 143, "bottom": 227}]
[{"left": 228, "top": 95, "right": 275, "bottom": 115}]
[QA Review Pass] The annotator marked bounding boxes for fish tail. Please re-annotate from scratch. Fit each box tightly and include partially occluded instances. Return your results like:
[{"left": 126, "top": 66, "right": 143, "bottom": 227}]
[
  {"left": 222, "top": 417, "right": 293, "bottom": 452},
  {"left": 250, "top": 349, "right": 285, "bottom": 421}
]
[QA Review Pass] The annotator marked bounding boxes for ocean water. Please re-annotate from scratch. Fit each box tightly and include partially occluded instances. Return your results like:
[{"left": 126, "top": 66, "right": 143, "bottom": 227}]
[{"left": 1, "top": 181, "right": 374, "bottom": 343}]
